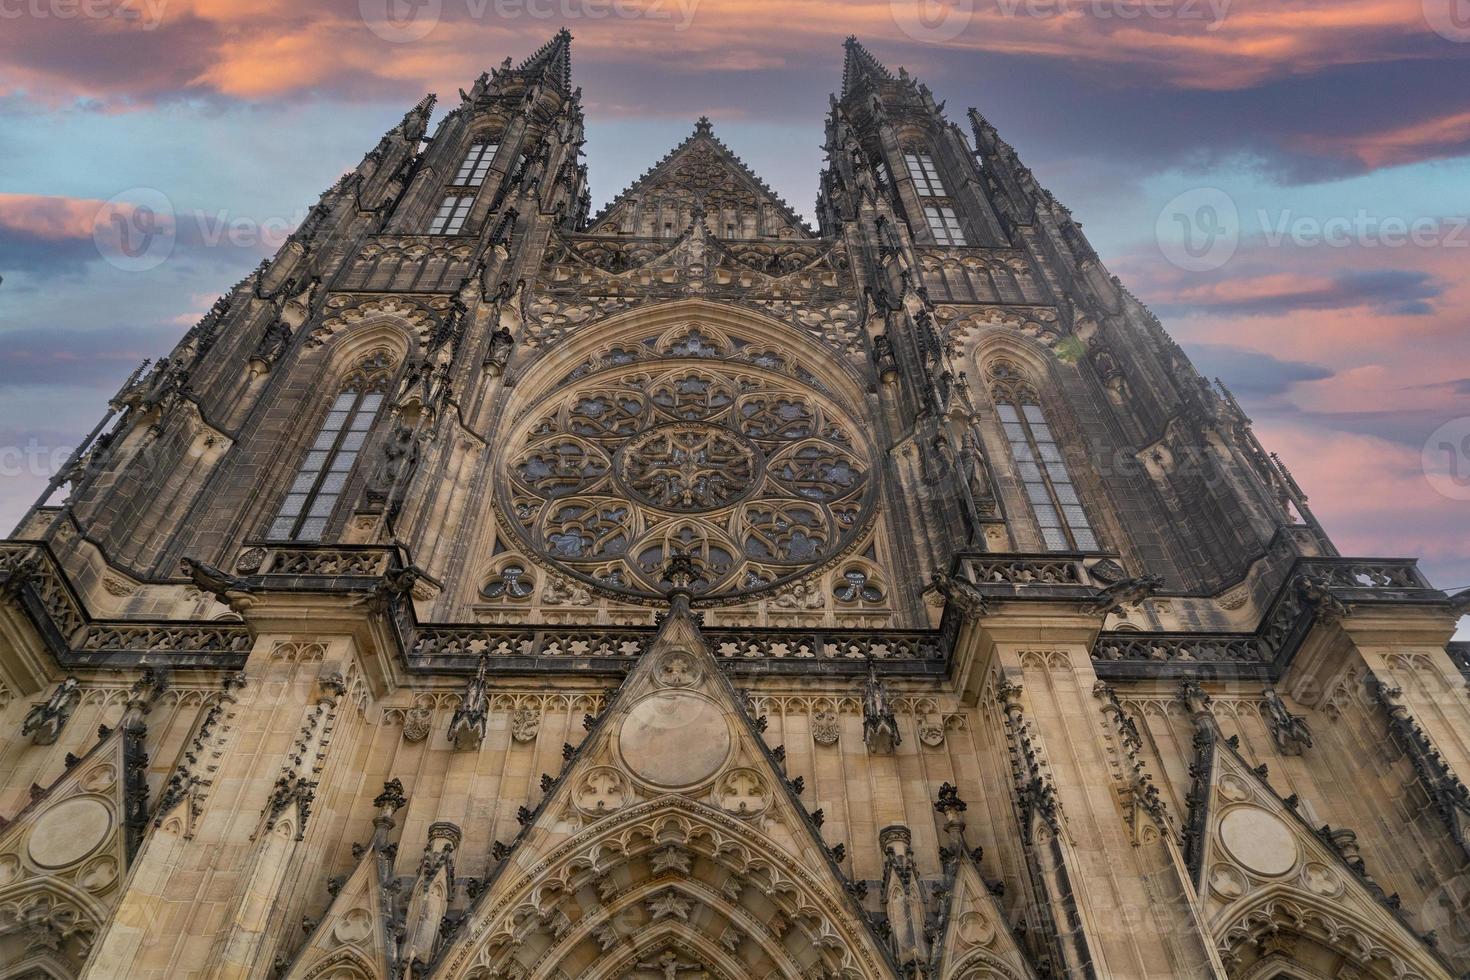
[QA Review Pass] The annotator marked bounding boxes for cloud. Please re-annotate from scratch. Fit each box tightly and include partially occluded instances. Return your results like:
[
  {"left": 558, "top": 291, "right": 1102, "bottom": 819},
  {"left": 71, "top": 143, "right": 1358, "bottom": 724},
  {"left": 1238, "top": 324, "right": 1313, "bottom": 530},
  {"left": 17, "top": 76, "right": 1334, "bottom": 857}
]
[
  {"left": 0, "top": 324, "right": 183, "bottom": 388},
  {"left": 1181, "top": 343, "right": 1333, "bottom": 397},
  {"left": 1149, "top": 267, "right": 1444, "bottom": 318},
  {"left": 1297, "top": 109, "right": 1470, "bottom": 171}
]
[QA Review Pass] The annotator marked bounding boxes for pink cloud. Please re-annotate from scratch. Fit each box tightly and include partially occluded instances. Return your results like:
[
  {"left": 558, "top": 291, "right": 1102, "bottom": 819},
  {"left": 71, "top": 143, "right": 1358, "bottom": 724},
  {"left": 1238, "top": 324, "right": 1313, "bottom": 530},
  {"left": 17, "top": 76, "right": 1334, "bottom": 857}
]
[{"left": 0, "top": 193, "right": 113, "bottom": 239}]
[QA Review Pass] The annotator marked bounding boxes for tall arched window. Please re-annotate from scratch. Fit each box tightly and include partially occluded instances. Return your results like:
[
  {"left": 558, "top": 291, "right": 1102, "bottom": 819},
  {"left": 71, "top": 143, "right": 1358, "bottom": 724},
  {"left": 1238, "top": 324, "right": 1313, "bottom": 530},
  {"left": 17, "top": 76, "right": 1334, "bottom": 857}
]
[
  {"left": 989, "top": 359, "right": 1098, "bottom": 552},
  {"left": 455, "top": 140, "right": 498, "bottom": 185},
  {"left": 267, "top": 351, "right": 394, "bottom": 541}
]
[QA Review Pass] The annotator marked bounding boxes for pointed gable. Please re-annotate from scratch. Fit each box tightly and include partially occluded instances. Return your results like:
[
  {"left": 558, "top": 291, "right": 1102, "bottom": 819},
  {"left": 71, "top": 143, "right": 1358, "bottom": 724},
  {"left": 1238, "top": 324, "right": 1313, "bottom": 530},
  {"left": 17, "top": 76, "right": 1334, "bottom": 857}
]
[
  {"left": 434, "top": 597, "right": 896, "bottom": 979},
  {"left": 0, "top": 716, "right": 149, "bottom": 977},
  {"left": 1184, "top": 722, "right": 1453, "bottom": 979},
  {"left": 932, "top": 850, "right": 1041, "bottom": 980},
  {"left": 587, "top": 117, "right": 813, "bottom": 240},
  {"left": 284, "top": 846, "right": 396, "bottom": 980}
]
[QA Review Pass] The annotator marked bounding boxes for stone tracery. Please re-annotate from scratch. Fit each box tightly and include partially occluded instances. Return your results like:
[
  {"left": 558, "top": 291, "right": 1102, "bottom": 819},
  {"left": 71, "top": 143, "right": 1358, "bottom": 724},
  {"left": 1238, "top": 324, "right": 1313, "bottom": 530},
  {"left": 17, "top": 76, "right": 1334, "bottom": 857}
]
[{"left": 500, "top": 333, "right": 877, "bottom": 601}]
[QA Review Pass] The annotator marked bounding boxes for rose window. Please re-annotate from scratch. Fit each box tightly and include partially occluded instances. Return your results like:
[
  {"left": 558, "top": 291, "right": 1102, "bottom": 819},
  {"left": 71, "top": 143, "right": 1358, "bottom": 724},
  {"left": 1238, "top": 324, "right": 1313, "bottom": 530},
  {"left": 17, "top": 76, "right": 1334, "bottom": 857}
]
[{"left": 499, "top": 358, "right": 876, "bottom": 600}]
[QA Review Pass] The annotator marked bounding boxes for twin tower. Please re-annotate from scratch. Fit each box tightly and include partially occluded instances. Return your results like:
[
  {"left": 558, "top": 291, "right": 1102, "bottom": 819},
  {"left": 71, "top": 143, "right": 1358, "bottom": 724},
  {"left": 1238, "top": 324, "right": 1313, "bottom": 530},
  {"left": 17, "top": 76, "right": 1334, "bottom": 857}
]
[{"left": 0, "top": 29, "right": 1467, "bottom": 980}]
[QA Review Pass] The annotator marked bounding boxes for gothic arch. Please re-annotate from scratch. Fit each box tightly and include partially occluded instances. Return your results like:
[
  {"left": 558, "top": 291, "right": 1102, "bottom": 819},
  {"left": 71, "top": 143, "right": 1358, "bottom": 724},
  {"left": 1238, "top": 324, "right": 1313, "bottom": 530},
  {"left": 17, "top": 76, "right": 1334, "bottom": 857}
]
[
  {"left": 512, "top": 298, "right": 872, "bottom": 419},
  {"left": 316, "top": 320, "right": 414, "bottom": 379},
  {"left": 298, "top": 946, "right": 378, "bottom": 980},
  {"left": 441, "top": 796, "right": 892, "bottom": 980},
  {"left": 947, "top": 947, "right": 1032, "bottom": 980},
  {"left": 1238, "top": 956, "right": 1334, "bottom": 980},
  {"left": 967, "top": 331, "right": 1053, "bottom": 387},
  {"left": 1212, "top": 886, "right": 1450, "bottom": 980},
  {"left": 491, "top": 298, "right": 887, "bottom": 604}
]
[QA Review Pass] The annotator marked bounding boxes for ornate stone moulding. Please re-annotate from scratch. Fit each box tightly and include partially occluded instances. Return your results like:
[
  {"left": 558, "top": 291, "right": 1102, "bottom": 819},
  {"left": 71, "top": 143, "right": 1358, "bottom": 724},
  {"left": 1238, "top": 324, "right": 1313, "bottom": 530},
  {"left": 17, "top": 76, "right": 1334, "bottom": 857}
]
[{"left": 495, "top": 346, "right": 881, "bottom": 605}]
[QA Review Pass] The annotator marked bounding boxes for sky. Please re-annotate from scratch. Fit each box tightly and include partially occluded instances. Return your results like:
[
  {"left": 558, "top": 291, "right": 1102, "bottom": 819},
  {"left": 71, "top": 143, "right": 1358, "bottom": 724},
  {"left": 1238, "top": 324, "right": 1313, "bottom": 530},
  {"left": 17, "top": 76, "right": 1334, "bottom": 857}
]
[{"left": 0, "top": 0, "right": 1466, "bottom": 634}]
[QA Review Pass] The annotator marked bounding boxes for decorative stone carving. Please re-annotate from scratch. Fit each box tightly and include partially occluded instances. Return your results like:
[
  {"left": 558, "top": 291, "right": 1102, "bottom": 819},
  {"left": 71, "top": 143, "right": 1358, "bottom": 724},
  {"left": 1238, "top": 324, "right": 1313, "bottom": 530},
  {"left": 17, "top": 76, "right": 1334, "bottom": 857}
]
[
  {"left": 649, "top": 844, "right": 692, "bottom": 875},
  {"left": 862, "top": 665, "right": 900, "bottom": 754},
  {"left": 234, "top": 546, "right": 267, "bottom": 574},
  {"left": 1261, "top": 687, "right": 1312, "bottom": 756},
  {"left": 402, "top": 707, "right": 431, "bottom": 742},
  {"left": 917, "top": 715, "right": 945, "bottom": 747},
  {"left": 645, "top": 890, "right": 693, "bottom": 922},
  {"left": 22, "top": 676, "right": 81, "bottom": 745},
  {"left": 495, "top": 355, "right": 878, "bottom": 602},
  {"left": 180, "top": 557, "right": 258, "bottom": 612},
  {"left": 811, "top": 710, "right": 840, "bottom": 746},
  {"left": 447, "top": 658, "right": 489, "bottom": 751},
  {"left": 573, "top": 766, "right": 631, "bottom": 816},
  {"left": 713, "top": 768, "right": 769, "bottom": 817},
  {"left": 510, "top": 706, "right": 540, "bottom": 743},
  {"left": 653, "top": 649, "right": 701, "bottom": 688}
]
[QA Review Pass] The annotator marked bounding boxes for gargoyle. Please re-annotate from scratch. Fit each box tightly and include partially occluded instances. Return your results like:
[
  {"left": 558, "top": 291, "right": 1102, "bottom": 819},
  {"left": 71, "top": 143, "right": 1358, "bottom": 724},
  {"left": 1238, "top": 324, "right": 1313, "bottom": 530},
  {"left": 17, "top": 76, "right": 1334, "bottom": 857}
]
[
  {"left": 1083, "top": 574, "right": 1164, "bottom": 615},
  {"left": 181, "top": 557, "right": 258, "bottom": 613}
]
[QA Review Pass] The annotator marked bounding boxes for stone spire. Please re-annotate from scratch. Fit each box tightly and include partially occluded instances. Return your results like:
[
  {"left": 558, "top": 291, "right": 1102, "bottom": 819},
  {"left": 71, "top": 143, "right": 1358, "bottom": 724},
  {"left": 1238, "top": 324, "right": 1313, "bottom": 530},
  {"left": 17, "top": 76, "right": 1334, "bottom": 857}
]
[
  {"left": 517, "top": 27, "right": 574, "bottom": 94},
  {"left": 842, "top": 35, "right": 894, "bottom": 97}
]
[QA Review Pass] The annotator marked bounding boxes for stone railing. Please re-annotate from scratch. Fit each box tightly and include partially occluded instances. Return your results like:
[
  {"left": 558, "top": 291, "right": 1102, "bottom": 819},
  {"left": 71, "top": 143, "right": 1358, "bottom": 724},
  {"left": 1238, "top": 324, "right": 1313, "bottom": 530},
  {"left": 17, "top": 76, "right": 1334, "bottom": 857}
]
[
  {"left": 1091, "top": 557, "right": 1445, "bottom": 680},
  {"left": 952, "top": 551, "right": 1129, "bottom": 597},
  {"left": 0, "top": 542, "right": 252, "bottom": 667},
  {"left": 404, "top": 623, "right": 948, "bottom": 671},
  {"left": 1447, "top": 642, "right": 1470, "bottom": 679},
  {"left": 233, "top": 544, "right": 393, "bottom": 578}
]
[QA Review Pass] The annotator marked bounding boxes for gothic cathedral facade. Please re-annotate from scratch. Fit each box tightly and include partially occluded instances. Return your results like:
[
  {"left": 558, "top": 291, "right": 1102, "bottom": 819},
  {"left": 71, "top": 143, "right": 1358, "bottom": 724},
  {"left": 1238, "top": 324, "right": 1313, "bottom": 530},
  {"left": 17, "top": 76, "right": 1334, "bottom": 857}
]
[{"left": 2, "top": 31, "right": 1468, "bottom": 980}]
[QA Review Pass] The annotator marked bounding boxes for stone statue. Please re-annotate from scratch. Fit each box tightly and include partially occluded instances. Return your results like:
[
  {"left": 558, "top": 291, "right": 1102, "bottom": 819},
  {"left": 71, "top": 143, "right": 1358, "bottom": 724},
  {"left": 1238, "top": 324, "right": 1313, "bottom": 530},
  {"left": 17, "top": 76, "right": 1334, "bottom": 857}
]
[
  {"left": 863, "top": 663, "right": 900, "bottom": 754},
  {"left": 22, "top": 676, "right": 81, "bottom": 745},
  {"left": 367, "top": 422, "right": 419, "bottom": 510},
  {"left": 1262, "top": 687, "right": 1313, "bottom": 756},
  {"left": 250, "top": 319, "right": 292, "bottom": 372}
]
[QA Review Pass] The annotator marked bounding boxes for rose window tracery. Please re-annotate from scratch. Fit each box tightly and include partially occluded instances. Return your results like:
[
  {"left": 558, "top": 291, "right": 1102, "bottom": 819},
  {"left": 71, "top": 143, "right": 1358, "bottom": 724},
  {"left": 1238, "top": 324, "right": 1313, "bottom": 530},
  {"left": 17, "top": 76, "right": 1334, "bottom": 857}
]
[{"left": 500, "top": 353, "right": 876, "bottom": 601}]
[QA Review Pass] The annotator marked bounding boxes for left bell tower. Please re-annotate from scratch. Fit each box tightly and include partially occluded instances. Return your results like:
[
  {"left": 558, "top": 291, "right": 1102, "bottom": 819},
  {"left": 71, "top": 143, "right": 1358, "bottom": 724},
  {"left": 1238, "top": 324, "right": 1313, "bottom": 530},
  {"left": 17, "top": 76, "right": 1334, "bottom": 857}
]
[{"left": 18, "top": 30, "right": 589, "bottom": 590}]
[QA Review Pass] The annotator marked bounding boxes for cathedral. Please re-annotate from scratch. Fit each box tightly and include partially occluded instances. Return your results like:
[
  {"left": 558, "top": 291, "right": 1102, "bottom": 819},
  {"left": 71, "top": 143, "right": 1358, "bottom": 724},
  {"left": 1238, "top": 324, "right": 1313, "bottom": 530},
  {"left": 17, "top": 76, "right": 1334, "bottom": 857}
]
[{"left": 3, "top": 30, "right": 1470, "bottom": 980}]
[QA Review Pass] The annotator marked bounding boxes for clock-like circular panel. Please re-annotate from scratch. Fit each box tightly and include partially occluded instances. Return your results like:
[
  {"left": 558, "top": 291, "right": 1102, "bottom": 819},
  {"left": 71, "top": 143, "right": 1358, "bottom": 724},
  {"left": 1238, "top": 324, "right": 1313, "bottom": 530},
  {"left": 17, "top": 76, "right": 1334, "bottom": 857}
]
[{"left": 498, "top": 348, "right": 877, "bottom": 602}]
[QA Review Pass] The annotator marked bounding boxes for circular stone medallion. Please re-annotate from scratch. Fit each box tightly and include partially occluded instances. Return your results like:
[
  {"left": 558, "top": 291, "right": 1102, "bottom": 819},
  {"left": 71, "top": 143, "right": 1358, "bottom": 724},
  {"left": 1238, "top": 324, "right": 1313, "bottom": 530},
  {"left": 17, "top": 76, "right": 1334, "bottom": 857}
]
[
  {"left": 27, "top": 796, "right": 112, "bottom": 869},
  {"left": 615, "top": 423, "right": 758, "bottom": 513},
  {"left": 619, "top": 692, "right": 731, "bottom": 788},
  {"left": 1219, "top": 807, "right": 1298, "bottom": 877}
]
